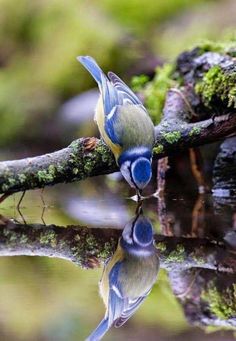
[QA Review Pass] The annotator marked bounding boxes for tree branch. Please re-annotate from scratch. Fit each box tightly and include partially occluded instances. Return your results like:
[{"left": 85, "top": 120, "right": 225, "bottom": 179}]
[
  {"left": 0, "top": 109, "right": 235, "bottom": 194},
  {"left": 0, "top": 216, "right": 235, "bottom": 273}
]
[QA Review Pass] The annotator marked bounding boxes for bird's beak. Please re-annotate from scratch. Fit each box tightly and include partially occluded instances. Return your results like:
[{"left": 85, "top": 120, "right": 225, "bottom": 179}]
[
  {"left": 136, "top": 189, "right": 142, "bottom": 202},
  {"left": 135, "top": 201, "right": 143, "bottom": 215}
]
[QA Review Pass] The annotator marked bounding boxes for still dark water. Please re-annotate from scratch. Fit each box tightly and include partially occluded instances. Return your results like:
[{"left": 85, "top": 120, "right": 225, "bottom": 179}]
[{"left": 0, "top": 151, "right": 235, "bottom": 341}]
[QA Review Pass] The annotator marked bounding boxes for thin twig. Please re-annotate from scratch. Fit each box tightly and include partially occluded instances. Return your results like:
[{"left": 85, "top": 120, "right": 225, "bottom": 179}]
[
  {"left": 16, "top": 191, "right": 26, "bottom": 224},
  {"left": 0, "top": 193, "right": 11, "bottom": 204}
]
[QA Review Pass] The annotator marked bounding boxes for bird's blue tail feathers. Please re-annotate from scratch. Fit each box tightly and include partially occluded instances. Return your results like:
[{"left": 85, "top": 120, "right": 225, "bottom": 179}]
[
  {"left": 78, "top": 55, "right": 121, "bottom": 114},
  {"left": 77, "top": 56, "right": 104, "bottom": 91},
  {"left": 85, "top": 317, "right": 110, "bottom": 341}
]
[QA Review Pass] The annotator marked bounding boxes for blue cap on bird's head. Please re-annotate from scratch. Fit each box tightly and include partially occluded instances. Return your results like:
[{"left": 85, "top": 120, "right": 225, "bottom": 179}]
[
  {"left": 131, "top": 157, "right": 152, "bottom": 190},
  {"left": 121, "top": 212, "right": 154, "bottom": 256},
  {"left": 118, "top": 148, "right": 152, "bottom": 191}
]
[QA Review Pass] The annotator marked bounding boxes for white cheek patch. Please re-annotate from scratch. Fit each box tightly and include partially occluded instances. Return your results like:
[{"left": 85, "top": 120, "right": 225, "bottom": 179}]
[
  {"left": 120, "top": 161, "right": 135, "bottom": 188},
  {"left": 122, "top": 222, "right": 133, "bottom": 244}
]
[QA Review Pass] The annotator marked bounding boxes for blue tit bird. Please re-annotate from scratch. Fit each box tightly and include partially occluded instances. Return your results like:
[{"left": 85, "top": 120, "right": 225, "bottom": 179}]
[
  {"left": 86, "top": 212, "right": 160, "bottom": 341},
  {"left": 77, "top": 56, "right": 155, "bottom": 195}
]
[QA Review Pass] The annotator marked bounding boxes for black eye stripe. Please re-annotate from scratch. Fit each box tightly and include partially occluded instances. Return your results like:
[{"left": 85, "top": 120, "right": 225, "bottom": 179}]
[{"left": 129, "top": 164, "right": 138, "bottom": 189}]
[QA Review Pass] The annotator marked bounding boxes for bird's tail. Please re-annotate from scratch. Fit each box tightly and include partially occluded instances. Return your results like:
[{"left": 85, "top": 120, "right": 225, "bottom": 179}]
[
  {"left": 77, "top": 56, "right": 105, "bottom": 91},
  {"left": 85, "top": 318, "right": 110, "bottom": 341}
]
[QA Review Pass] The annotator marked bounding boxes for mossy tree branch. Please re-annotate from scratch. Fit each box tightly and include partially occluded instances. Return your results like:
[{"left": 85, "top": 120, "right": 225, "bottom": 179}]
[
  {"left": 1, "top": 47, "right": 236, "bottom": 194},
  {"left": 0, "top": 216, "right": 235, "bottom": 272},
  {"left": 169, "top": 268, "right": 236, "bottom": 328},
  {"left": 0, "top": 101, "right": 235, "bottom": 195},
  {"left": 1, "top": 216, "right": 236, "bottom": 328}
]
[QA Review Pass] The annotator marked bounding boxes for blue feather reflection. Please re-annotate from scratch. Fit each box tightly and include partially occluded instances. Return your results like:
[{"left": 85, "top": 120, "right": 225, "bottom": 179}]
[{"left": 86, "top": 210, "right": 160, "bottom": 340}]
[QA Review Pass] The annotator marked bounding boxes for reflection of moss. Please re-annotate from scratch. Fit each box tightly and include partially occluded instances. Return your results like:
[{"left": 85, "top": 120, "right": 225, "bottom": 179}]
[
  {"left": 156, "top": 242, "right": 166, "bottom": 252},
  {"left": 39, "top": 231, "right": 57, "bottom": 248},
  {"left": 9, "top": 234, "right": 18, "bottom": 243},
  {"left": 1, "top": 184, "right": 9, "bottom": 192},
  {"left": 201, "top": 282, "right": 236, "bottom": 320},
  {"left": 18, "top": 174, "right": 27, "bottom": 183},
  {"left": 72, "top": 168, "right": 79, "bottom": 175},
  {"left": 167, "top": 244, "right": 185, "bottom": 262},
  {"left": 191, "top": 252, "right": 204, "bottom": 265},
  {"left": 70, "top": 234, "right": 116, "bottom": 264},
  {"left": 195, "top": 65, "right": 236, "bottom": 108},
  {"left": 0, "top": 177, "right": 17, "bottom": 192},
  {"left": 19, "top": 234, "right": 28, "bottom": 244},
  {"left": 8, "top": 178, "right": 16, "bottom": 185}
]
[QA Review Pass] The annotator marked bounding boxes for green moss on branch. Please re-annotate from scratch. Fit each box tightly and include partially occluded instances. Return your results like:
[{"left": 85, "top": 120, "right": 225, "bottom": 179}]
[
  {"left": 201, "top": 282, "right": 236, "bottom": 320},
  {"left": 132, "top": 63, "right": 176, "bottom": 124},
  {"left": 0, "top": 138, "right": 118, "bottom": 194},
  {"left": 195, "top": 65, "right": 236, "bottom": 108},
  {"left": 1, "top": 218, "right": 236, "bottom": 273}
]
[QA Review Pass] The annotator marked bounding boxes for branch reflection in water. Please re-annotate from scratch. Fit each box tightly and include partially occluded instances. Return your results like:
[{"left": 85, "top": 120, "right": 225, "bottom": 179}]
[{"left": 0, "top": 182, "right": 236, "bottom": 338}]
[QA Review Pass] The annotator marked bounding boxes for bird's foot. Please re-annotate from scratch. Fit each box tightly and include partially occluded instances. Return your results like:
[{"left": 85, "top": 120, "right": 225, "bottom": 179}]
[
  {"left": 83, "top": 137, "right": 98, "bottom": 151},
  {"left": 130, "top": 190, "right": 144, "bottom": 202}
]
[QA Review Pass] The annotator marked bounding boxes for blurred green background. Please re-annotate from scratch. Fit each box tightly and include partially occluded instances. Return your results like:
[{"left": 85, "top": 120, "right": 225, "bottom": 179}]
[
  {"left": 1, "top": 0, "right": 236, "bottom": 340},
  {"left": 1, "top": 0, "right": 236, "bottom": 155}
]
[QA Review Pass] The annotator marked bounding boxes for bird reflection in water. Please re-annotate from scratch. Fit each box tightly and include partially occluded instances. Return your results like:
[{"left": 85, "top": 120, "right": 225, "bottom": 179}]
[{"left": 86, "top": 207, "right": 160, "bottom": 341}]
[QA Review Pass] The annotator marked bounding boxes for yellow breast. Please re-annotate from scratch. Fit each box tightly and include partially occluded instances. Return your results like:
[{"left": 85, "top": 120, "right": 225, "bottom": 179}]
[
  {"left": 99, "top": 243, "right": 124, "bottom": 308},
  {"left": 95, "top": 97, "right": 122, "bottom": 161}
]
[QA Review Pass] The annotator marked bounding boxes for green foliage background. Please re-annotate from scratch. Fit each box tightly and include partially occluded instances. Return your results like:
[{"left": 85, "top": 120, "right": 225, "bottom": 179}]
[
  {"left": 0, "top": 0, "right": 236, "bottom": 340},
  {"left": 1, "top": 0, "right": 235, "bottom": 148}
]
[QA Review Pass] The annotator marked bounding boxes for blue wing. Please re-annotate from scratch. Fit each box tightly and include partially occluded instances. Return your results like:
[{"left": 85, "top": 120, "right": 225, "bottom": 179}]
[
  {"left": 107, "top": 261, "right": 124, "bottom": 323},
  {"left": 85, "top": 317, "right": 109, "bottom": 341},
  {"left": 108, "top": 71, "right": 143, "bottom": 106},
  {"left": 105, "top": 72, "right": 146, "bottom": 145},
  {"left": 114, "top": 293, "right": 149, "bottom": 328},
  {"left": 108, "top": 262, "right": 150, "bottom": 329},
  {"left": 78, "top": 56, "right": 121, "bottom": 115},
  {"left": 78, "top": 56, "right": 103, "bottom": 88},
  {"left": 78, "top": 56, "right": 144, "bottom": 146},
  {"left": 86, "top": 262, "right": 123, "bottom": 341}
]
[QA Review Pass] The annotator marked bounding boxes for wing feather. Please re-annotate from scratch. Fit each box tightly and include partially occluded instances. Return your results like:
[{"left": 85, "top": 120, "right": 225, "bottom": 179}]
[
  {"left": 108, "top": 262, "right": 151, "bottom": 329},
  {"left": 108, "top": 71, "right": 144, "bottom": 106},
  {"left": 114, "top": 292, "right": 149, "bottom": 328},
  {"left": 78, "top": 56, "right": 148, "bottom": 147}
]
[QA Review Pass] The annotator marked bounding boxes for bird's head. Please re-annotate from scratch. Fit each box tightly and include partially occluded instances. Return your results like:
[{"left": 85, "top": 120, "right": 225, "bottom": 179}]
[
  {"left": 121, "top": 212, "right": 154, "bottom": 256},
  {"left": 118, "top": 148, "right": 152, "bottom": 191}
]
